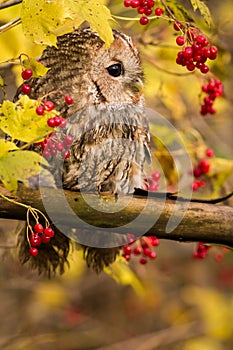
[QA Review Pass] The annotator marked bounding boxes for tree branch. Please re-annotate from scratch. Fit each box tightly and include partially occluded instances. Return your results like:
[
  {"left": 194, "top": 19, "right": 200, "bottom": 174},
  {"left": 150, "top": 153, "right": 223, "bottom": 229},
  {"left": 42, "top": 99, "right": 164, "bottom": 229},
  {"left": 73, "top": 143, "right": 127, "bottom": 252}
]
[
  {"left": 0, "top": 0, "right": 22, "bottom": 10},
  {"left": 0, "top": 185, "right": 232, "bottom": 248}
]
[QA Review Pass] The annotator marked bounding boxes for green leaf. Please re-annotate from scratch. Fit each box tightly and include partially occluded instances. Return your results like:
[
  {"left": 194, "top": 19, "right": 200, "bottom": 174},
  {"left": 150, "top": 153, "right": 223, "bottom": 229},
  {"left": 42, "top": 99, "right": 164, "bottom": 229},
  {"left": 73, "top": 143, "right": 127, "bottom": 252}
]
[
  {"left": 189, "top": 0, "right": 213, "bottom": 26},
  {"left": 0, "top": 149, "right": 48, "bottom": 193},
  {"left": 166, "top": 0, "right": 194, "bottom": 23},
  {"left": 21, "top": 0, "right": 66, "bottom": 46},
  {"left": 0, "top": 95, "right": 54, "bottom": 143}
]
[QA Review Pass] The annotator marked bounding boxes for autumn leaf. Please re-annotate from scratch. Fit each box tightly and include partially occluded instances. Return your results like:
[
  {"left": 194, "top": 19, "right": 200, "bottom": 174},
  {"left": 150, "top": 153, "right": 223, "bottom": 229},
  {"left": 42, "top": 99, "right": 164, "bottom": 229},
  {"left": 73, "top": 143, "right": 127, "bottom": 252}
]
[{"left": 0, "top": 95, "right": 54, "bottom": 143}]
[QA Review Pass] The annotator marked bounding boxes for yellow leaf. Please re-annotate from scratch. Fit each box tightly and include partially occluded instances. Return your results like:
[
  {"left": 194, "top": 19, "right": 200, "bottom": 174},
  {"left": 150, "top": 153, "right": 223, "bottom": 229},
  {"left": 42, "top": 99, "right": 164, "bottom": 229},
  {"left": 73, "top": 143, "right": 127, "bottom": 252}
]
[
  {"left": 0, "top": 149, "right": 48, "bottom": 193},
  {"left": 104, "top": 257, "right": 145, "bottom": 295},
  {"left": 0, "top": 140, "right": 18, "bottom": 157},
  {"left": 21, "top": 0, "right": 66, "bottom": 46},
  {"left": 22, "top": 57, "right": 49, "bottom": 78},
  {"left": 0, "top": 95, "right": 54, "bottom": 143},
  {"left": 60, "top": 0, "right": 114, "bottom": 47}
]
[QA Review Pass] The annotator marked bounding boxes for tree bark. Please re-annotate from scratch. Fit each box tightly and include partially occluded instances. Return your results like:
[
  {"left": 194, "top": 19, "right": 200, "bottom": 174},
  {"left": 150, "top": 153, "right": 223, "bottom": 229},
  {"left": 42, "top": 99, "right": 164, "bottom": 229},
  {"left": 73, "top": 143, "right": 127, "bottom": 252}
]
[{"left": 0, "top": 185, "right": 232, "bottom": 248}]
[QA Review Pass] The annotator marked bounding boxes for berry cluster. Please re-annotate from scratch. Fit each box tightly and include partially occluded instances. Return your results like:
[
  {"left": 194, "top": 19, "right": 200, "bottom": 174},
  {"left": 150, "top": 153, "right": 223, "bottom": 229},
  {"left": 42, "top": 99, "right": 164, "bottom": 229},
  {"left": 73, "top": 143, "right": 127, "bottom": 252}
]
[
  {"left": 145, "top": 170, "right": 161, "bottom": 191},
  {"left": 122, "top": 235, "right": 159, "bottom": 265},
  {"left": 200, "top": 79, "right": 224, "bottom": 115},
  {"left": 123, "top": 0, "right": 163, "bottom": 25},
  {"left": 193, "top": 242, "right": 211, "bottom": 259},
  {"left": 33, "top": 93, "right": 74, "bottom": 160},
  {"left": 29, "top": 223, "right": 55, "bottom": 256},
  {"left": 175, "top": 29, "right": 218, "bottom": 74},
  {"left": 39, "top": 133, "right": 73, "bottom": 160},
  {"left": 191, "top": 148, "right": 214, "bottom": 191}
]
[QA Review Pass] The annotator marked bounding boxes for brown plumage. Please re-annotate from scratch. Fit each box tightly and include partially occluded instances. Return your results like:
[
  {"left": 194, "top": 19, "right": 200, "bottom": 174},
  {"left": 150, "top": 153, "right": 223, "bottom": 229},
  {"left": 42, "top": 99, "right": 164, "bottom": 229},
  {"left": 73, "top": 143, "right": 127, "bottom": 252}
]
[{"left": 18, "top": 28, "right": 151, "bottom": 272}]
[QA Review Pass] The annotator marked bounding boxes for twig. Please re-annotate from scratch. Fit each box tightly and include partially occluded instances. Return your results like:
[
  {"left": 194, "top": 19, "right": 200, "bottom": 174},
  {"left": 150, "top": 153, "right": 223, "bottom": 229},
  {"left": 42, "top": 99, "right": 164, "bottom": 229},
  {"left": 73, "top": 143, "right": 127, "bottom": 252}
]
[
  {"left": 0, "top": 0, "right": 22, "bottom": 10},
  {"left": 0, "top": 17, "right": 21, "bottom": 34}
]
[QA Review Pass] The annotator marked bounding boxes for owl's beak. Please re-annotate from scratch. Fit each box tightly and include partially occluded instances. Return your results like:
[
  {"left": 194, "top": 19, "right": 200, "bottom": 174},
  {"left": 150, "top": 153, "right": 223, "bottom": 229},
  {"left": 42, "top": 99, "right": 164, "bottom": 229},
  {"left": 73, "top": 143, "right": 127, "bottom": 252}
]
[{"left": 133, "top": 79, "right": 144, "bottom": 96}]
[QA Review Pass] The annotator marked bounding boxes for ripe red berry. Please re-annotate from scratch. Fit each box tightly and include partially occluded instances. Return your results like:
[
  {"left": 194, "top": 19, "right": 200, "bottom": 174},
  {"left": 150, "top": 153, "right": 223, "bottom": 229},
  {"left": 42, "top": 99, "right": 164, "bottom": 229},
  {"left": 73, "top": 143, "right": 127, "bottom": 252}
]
[
  {"left": 140, "top": 16, "right": 149, "bottom": 25},
  {"left": 191, "top": 181, "right": 199, "bottom": 191},
  {"left": 63, "top": 135, "right": 73, "bottom": 147},
  {"left": 173, "top": 21, "right": 183, "bottom": 31},
  {"left": 149, "top": 251, "right": 157, "bottom": 259},
  {"left": 176, "top": 36, "right": 185, "bottom": 46},
  {"left": 144, "top": 7, "right": 152, "bottom": 15},
  {"left": 133, "top": 246, "right": 141, "bottom": 255},
  {"left": 21, "top": 68, "right": 33, "bottom": 80},
  {"left": 29, "top": 247, "right": 39, "bottom": 256},
  {"left": 21, "top": 83, "right": 31, "bottom": 94},
  {"left": 47, "top": 118, "right": 56, "bottom": 127},
  {"left": 44, "top": 227, "right": 55, "bottom": 237},
  {"left": 29, "top": 234, "right": 41, "bottom": 247},
  {"left": 54, "top": 116, "right": 61, "bottom": 126},
  {"left": 59, "top": 118, "right": 67, "bottom": 128},
  {"left": 34, "top": 223, "right": 44, "bottom": 233},
  {"left": 55, "top": 142, "right": 64, "bottom": 151},
  {"left": 41, "top": 235, "right": 51, "bottom": 243},
  {"left": 62, "top": 150, "right": 70, "bottom": 159},
  {"left": 44, "top": 100, "right": 55, "bottom": 111},
  {"left": 124, "top": 245, "right": 132, "bottom": 255},
  {"left": 199, "top": 159, "right": 210, "bottom": 174},
  {"left": 206, "top": 148, "right": 214, "bottom": 158},
  {"left": 155, "top": 7, "right": 163, "bottom": 16},
  {"left": 140, "top": 257, "right": 147, "bottom": 264},
  {"left": 43, "top": 149, "right": 51, "bottom": 158},
  {"left": 124, "top": 0, "right": 131, "bottom": 7},
  {"left": 36, "top": 106, "right": 45, "bottom": 115},
  {"left": 65, "top": 95, "right": 73, "bottom": 105}
]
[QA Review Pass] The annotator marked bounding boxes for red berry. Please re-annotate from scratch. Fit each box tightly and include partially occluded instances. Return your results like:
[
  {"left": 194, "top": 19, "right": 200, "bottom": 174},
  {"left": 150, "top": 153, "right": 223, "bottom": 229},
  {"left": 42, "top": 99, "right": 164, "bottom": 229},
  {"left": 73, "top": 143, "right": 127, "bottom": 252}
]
[
  {"left": 29, "top": 234, "right": 41, "bottom": 247},
  {"left": 173, "top": 21, "right": 183, "bottom": 31},
  {"left": 55, "top": 142, "right": 64, "bottom": 151},
  {"left": 62, "top": 150, "right": 70, "bottom": 159},
  {"left": 140, "top": 16, "right": 149, "bottom": 25},
  {"left": 63, "top": 135, "right": 73, "bottom": 147},
  {"left": 44, "top": 100, "right": 55, "bottom": 111},
  {"left": 137, "top": 6, "right": 145, "bottom": 14},
  {"left": 124, "top": 0, "right": 131, "bottom": 7},
  {"left": 131, "top": 0, "right": 140, "bottom": 8},
  {"left": 21, "top": 68, "right": 33, "bottom": 80},
  {"left": 124, "top": 254, "right": 131, "bottom": 262},
  {"left": 36, "top": 106, "right": 45, "bottom": 115},
  {"left": 29, "top": 247, "right": 39, "bottom": 256},
  {"left": 21, "top": 83, "right": 31, "bottom": 94},
  {"left": 199, "top": 159, "right": 210, "bottom": 173},
  {"left": 124, "top": 245, "right": 132, "bottom": 255},
  {"left": 34, "top": 223, "right": 44, "bottom": 233},
  {"left": 151, "top": 171, "right": 161, "bottom": 181},
  {"left": 59, "top": 118, "right": 67, "bottom": 128},
  {"left": 155, "top": 7, "right": 163, "bottom": 16},
  {"left": 140, "top": 257, "right": 147, "bottom": 264},
  {"left": 47, "top": 118, "right": 56, "bottom": 127},
  {"left": 176, "top": 36, "right": 185, "bottom": 46},
  {"left": 65, "top": 95, "right": 73, "bottom": 105},
  {"left": 200, "top": 65, "right": 209, "bottom": 74},
  {"left": 133, "top": 246, "right": 141, "bottom": 255},
  {"left": 206, "top": 148, "right": 214, "bottom": 158},
  {"left": 54, "top": 116, "right": 61, "bottom": 126},
  {"left": 43, "top": 149, "right": 51, "bottom": 158},
  {"left": 191, "top": 181, "right": 199, "bottom": 191},
  {"left": 143, "top": 247, "right": 152, "bottom": 257},
  {"left": 149, "top": 251, "right": 157, "bottom": 259},
  {"left": 41, "top": 235, "right": 51, "bottom": 243},
  {"left": 44, "top": 227, "right": 55, "bottom": 237},
  {"left": 193, "top": 167, "right": 203, "bottom": 178},
  {"left": 144, "top": 7, "right": 152, "bottom": 15}
]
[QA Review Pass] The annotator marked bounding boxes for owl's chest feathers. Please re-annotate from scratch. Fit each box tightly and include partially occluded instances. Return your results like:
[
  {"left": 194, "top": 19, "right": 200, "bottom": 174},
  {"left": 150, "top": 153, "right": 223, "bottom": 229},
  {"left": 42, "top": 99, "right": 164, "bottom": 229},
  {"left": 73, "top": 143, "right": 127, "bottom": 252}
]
[{"left": 63, "top": 103, "right": 150, "bottom": 193}]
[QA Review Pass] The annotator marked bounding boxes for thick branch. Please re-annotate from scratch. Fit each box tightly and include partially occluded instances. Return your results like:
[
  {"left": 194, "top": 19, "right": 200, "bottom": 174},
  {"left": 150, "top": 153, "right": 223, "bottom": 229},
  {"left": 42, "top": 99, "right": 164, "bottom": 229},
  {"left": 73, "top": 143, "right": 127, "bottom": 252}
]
[{"left": 0, "top": 185, "right": 232, "bottom": 248}]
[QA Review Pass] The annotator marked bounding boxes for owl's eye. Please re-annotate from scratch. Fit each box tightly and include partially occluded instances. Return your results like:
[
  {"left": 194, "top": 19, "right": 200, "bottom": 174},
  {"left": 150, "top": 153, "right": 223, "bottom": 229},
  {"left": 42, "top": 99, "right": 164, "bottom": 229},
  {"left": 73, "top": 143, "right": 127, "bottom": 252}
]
[{"left": 106, "top": 63, "right": 123, "bottom": 77}]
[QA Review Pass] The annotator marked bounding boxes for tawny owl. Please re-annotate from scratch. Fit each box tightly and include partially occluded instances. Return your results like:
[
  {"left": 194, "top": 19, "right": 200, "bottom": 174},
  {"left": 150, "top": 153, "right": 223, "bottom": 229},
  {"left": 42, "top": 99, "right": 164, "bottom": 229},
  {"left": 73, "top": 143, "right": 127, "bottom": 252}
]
[{"left": 19, "top": 28, "right": 151, "bottom": 271}]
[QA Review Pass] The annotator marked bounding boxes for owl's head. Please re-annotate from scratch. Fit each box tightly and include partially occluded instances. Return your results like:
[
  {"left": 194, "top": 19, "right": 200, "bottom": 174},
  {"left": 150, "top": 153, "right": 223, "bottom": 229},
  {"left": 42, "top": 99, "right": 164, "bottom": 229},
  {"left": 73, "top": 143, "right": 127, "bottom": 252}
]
[{"left": 39, "top": 28, "right": 144, "bottom": 111}]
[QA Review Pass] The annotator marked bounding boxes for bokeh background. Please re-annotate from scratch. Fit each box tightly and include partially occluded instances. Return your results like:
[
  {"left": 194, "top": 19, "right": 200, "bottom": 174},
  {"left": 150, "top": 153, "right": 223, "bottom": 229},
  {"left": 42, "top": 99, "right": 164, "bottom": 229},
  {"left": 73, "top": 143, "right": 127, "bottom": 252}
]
[{"left": 0, "top": 0, "right": 233, "bottom": 349}]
